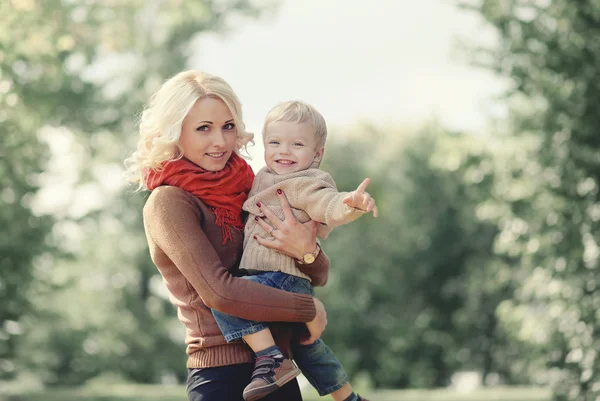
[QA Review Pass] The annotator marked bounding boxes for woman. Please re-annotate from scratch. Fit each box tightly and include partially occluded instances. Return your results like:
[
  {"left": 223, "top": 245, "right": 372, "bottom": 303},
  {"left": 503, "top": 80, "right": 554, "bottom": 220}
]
[{"left": 125, "top": 70, "right": 330, "bottom": 401}]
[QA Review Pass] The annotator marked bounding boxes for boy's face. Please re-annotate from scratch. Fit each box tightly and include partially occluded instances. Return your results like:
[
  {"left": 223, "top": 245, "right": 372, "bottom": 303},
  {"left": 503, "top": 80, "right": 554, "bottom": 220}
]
[{"left": 263, "top": 121, "right": 324, "bottom": 175}]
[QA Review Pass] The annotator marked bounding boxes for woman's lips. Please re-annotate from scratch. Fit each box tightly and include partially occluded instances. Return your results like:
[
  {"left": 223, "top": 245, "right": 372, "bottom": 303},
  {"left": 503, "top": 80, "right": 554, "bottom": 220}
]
[{"left": 206, "top": 152, "right": 227, "bottom": 158}]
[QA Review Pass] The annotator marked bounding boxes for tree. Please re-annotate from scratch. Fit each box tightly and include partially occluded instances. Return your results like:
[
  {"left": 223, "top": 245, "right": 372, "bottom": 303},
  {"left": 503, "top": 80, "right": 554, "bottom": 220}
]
[
  {"left": 463, "top": 1, "right": 600, "bottom": 399},
  {"left": 0, "top": 67, "right": 54, "bottom": 381},
  {"left": 1, "top": 0, "right": 268, "bottom": 385},
  {"left": 319, "top": 123, "right": 509, "bottom": 388}
]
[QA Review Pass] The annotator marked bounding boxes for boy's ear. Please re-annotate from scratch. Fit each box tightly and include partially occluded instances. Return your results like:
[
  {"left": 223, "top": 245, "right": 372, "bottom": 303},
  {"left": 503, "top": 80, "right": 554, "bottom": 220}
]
[{"left": 314, "top": 147, "right": 325, "bottom": 163}]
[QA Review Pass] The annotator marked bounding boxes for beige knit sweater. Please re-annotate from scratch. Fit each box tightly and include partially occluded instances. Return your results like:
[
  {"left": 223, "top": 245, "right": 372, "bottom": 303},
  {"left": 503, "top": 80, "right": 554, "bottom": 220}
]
[{"left": 241, "top": 167, "right": 365, "bottom": 281}]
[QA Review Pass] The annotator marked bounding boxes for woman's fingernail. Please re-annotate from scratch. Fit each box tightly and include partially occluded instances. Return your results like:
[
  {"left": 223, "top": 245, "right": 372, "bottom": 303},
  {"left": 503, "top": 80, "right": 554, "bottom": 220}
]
[
  {"left": 253, "top": 235, "right": 257, "bottom": 239},
  {"left": 256, "top": 202, "right": 262, "bottom": 208},
  {"left": 277, "top": 189, "right": 282, "bottom": 195},
  {"left": 255, "top": 216, "right": 259, "bottom": 221}
]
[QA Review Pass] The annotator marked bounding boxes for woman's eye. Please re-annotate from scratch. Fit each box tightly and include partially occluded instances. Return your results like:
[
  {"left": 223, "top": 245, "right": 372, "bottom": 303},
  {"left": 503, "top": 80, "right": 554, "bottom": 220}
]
[
  {"left": 224, "top": 123, "right": 236, "bottom": 130},
  {"left": 196, "top": 125, "right": 210, "bottom": 132}
]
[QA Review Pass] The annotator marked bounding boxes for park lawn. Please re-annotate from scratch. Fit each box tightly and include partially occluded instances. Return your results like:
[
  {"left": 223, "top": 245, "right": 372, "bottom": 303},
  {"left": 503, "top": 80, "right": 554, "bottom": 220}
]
[
  {"left": 304, "top": 386, "right": 551, "bottom": 401},
  {"left": 4, "top": 384, "right": 551, "bottom": 401}
]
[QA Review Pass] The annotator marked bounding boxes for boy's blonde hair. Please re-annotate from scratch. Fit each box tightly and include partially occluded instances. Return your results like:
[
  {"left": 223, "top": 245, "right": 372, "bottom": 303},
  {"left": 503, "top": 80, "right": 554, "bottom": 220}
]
[
  {"left": 124, "top": 70, "right": 254, "bottom": 190},
  {"left": 262, "top": 100, "right": 327, "bottom": 148}
]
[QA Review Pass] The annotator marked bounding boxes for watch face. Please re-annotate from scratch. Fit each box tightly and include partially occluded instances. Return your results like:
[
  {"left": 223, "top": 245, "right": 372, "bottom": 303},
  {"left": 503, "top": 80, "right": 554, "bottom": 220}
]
[{"left": 304, "top": 253, "right": 316, "bottom": 264}]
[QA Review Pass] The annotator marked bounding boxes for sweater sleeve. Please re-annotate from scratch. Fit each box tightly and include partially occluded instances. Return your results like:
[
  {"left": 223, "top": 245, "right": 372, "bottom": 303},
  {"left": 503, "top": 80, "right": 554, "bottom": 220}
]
[
  {"left": 143, "top": 187, "right": 316, "bottom": 323},
  {"left": 287, "top": 176, "right": 366, "bottom": 228}
]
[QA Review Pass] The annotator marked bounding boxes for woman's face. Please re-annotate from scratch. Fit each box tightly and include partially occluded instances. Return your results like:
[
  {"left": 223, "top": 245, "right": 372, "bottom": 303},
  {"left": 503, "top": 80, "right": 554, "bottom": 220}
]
[{"left": 180, "top": 97, "right": 238, "bottom": 171}]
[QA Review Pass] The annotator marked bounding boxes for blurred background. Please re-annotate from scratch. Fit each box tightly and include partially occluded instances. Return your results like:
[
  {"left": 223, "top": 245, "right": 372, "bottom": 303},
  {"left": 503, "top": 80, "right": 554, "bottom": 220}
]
[{"left": 1, "top": 0, "right": 599, "bottom": 400}]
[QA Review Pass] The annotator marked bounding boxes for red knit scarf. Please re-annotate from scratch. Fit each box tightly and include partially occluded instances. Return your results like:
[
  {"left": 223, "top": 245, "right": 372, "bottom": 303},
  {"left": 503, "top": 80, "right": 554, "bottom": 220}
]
[{"left": 145, "top": 153, "right": 255, "bottom": 243}]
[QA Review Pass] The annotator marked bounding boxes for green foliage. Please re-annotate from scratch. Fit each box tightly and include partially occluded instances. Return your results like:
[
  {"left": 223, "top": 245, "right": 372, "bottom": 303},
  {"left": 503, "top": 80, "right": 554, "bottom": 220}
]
[
  {"left": 318, "top": 123, "right": 513, "bottom": 388},
  {"left": 9, "top": 0, "right": 600, "bottom": 393},
  {"left": 0, "top": 0, "right": 267, "bottom": 386},
  {"left": 0, "top": 3, "right": 56, "bottom": 383},
  {"left": 0, "top": 107, "right": 54, "bottom": 381},
  {"left": 463, "top": 0, "right": 600, "bottom": 399}
]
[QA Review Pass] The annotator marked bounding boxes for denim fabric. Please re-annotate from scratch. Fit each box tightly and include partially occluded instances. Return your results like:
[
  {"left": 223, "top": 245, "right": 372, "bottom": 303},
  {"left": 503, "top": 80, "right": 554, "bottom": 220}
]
[
  {"left": 211, "top": 271, "right": 349, "bottom": 396},
  {"left": 212, "top": 272, "right": 314, "bottom": 341},
  {"left": 292, "top": 339, "right": 349, "bottom": 396},
  {"left": 186, "top": 363, "right": 302, "bottom": 401}
]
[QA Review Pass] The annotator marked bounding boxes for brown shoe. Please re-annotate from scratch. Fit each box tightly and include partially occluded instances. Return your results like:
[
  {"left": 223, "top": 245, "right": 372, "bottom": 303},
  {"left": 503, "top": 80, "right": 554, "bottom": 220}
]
[
  {"left": 357, "top": 396, "right": 370, "bottom": 401},
  {"left": 242, "top": 356, "right": 301, "bottom": 401}
]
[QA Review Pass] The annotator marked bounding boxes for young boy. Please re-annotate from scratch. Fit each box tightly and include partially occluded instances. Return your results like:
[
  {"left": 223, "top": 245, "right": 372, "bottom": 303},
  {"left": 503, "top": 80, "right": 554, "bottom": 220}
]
[{"left": 211, "top": 101, "right": 378, "bottom": 401}]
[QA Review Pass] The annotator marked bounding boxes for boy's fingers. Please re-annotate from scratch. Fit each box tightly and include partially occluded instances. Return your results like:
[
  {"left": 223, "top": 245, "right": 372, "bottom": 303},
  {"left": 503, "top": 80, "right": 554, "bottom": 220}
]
[
  {"left": 373, "top": 205, "right": 379, "bottom": 218},
  {"left": 362, "top": 192, "right": 371, "bottom": 206},
  {"left": 355, "top": 178, "right": 370, "bottom": 193}
]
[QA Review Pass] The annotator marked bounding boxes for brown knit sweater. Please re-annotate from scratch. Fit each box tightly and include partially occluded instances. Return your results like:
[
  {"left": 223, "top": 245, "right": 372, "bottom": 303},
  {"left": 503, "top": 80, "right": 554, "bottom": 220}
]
[{"left": 143, "top": 186, "right": 330, "bottom": 368}]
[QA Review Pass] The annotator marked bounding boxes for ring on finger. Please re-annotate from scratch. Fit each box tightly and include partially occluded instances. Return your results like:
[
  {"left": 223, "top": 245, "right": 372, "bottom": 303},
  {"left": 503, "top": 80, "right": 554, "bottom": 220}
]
[{"left": 268, "top": 226, "right": 277, "bottom": 235}]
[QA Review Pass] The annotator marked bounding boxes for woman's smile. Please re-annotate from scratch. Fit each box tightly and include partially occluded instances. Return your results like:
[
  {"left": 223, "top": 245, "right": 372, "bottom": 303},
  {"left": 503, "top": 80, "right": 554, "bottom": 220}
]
[{"left": 207, "top": 152, "right": 227, "bottom": 158}]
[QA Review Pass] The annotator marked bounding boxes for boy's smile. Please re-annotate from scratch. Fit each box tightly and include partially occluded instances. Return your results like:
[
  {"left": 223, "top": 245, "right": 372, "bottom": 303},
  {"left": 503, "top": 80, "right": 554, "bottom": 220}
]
[{"left": 263, "top": 121, "right": 324, "bottom": 175}]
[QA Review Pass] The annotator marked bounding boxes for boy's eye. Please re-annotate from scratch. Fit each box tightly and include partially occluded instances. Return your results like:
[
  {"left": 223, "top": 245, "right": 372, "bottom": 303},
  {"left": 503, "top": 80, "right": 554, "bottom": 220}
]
[
  {"left": 293, "top": 142, "right": 304, "bottom": 147},
  {"left": 196, "top": 125, "right": 210, "bottom": 132},
  {"left": 224, "top": 123, "right": 236, "bottom": 130},
  {"left": 269, "top": 141, "right": 280, "bottom": 145}
]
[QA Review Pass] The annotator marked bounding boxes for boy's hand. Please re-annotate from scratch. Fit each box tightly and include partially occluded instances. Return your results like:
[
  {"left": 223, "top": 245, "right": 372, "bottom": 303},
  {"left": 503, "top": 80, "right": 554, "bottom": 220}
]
[{"left": 342, "top": 178, "right": 379, "bottom": 217}]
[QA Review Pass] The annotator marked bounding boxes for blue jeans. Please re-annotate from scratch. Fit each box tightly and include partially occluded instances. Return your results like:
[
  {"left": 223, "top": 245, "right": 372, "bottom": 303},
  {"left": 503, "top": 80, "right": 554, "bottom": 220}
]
[{"left": 211, "top": 272, "right": 349, "bottom": 396}]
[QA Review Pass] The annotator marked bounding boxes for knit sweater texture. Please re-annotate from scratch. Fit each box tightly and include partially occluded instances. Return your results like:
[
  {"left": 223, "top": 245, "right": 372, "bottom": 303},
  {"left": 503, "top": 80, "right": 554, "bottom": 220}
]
[
  {"left": 241, "top": 167, "right": 365, "bottom": 281},
  {"left": 143, "top": 186, "right": 330, "bottom": 368}
]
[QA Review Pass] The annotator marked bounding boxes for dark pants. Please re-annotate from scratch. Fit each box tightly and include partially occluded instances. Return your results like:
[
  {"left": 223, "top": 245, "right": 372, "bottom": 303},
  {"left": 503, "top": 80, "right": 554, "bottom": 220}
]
[{"left": 186, "top": 363, "right": 303, "bottom": 401}]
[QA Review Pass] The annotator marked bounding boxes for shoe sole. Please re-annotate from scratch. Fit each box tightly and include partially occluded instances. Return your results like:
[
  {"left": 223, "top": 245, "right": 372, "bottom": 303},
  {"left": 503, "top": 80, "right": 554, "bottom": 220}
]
[{"left": 243, "top": 366, "right": 301, "bottom": 401}]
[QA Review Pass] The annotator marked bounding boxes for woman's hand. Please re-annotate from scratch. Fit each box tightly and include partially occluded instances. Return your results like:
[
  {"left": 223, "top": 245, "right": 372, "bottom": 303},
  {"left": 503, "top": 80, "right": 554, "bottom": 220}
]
[
  {"left": 300, "top": 297, "right": 328, "bottom": 345},
  {"left": 254, "top": 189, "right": 319, "bottom": 260}
]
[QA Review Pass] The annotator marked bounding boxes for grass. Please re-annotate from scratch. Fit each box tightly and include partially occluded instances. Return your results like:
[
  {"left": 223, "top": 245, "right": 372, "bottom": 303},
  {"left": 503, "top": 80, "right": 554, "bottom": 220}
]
[
  {"left": 3, "top": 384, "right": 551, "bottom": 401},
  {"left": 304, "top": 386, "right": 551, "bottom": 401}
]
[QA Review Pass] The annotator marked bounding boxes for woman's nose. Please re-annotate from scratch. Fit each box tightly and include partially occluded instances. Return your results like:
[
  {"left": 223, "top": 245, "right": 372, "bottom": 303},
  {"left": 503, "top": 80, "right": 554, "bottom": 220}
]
[{"left": 213, "top": 130, "right": 226, "bottom": 147}]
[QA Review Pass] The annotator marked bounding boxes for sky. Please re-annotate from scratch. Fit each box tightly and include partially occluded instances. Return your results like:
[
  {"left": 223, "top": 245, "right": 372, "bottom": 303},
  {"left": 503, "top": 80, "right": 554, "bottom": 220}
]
[
  {"left": 33, "top": 0, "right": 507, "bottom": 217},
  {"left": 190, "top": 0, "right": 506, "bottom": 171}
]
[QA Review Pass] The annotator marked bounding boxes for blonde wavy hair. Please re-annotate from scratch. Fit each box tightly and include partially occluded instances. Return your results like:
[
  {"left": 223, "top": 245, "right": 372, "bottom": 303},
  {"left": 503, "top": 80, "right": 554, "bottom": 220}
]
[{"left": 124, "top": 70, "right": 254, "bottom": 190}]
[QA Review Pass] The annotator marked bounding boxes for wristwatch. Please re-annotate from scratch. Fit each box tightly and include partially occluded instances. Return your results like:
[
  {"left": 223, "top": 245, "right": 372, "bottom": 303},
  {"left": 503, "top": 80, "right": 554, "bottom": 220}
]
[{"left": 296, "top": 244, "right": 321, "bottom": 265}]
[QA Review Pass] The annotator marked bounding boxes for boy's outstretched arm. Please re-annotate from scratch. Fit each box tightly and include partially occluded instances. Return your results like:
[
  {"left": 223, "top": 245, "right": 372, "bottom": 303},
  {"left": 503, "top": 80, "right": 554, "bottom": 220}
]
[
  {"left": 342, "top": 178, "right": 379, "bottom": 217},
  {"left": 291, "top": 175, "right": 378, "bottom": 228}
]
